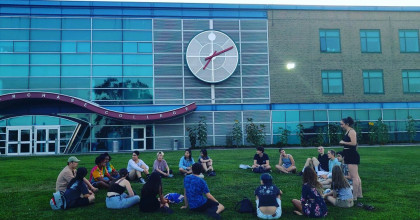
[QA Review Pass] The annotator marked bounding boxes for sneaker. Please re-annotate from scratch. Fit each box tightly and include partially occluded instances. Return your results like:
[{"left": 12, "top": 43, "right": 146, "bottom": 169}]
[
  {"left": 168, "top": 174, "right": 174, "bottom": 178},
  {"left": 297, "top": 171, "right": 303, "bottom": 176},
  {"left": 198, "top": 173, "right": 205, "bottom": 179},
  {"left": 139, "top": 178, "right": 146, "bottom": 184}
]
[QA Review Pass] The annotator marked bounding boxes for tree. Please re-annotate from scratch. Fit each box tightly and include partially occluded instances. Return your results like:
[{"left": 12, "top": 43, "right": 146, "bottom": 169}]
[
  {"left": 186, "top": 126, "right": 197, "bottom": 148},
  {"left": 278, "top": 127, "right": 290, "bottom": 147},
  {"left": 197, "top": 116, "right": 208, "bottom": 147},
  {"left": 231, "top": 119, "right": 243, "bottom": 147},
  {"left": 245, "top": 118, "right": 266, "bottom": 146},
  {"left": 406, "top": 115, "right": 416, "bottom": 143}
]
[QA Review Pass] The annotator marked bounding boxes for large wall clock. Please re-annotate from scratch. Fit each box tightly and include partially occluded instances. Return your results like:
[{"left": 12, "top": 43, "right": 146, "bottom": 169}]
[{"left": 186, "top": 30, "right": 239, "bottom": 83}]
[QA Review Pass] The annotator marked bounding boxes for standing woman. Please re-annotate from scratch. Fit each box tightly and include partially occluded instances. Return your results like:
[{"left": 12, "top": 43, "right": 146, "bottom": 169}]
[{"left": 339, "top": 117, "right": 362, "bottom": 201}]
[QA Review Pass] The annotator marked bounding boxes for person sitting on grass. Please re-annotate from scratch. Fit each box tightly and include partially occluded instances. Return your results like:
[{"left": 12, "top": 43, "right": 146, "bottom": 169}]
[
  {"left": 255, "top": 173, "right": 283, "bottom": 219},
  {"left": 252, "top": 146, "right": 271, "bottom": 173},
  {"left": 297, "top": 146, "right": 329, "bottom": 176},
  {"left": 127, "top": 150, "right": 150, "bottom": 184},
  {"left": 179, "top": 148, "right": 195, "bottom": 176},
  {"left": 336, "top": 152, "right": 352, "bottom": 185},
  {"left": 153, "top": 151, "right": 173, "bottom": 178},
  {"left": 319, "top": 150, "right": 341, "bottom": 188},
  {"left": 56, "top": 156, "right": 98, "bottom": 193},
  {"left": 275, "top": 148, "right": 296, "bottom": 174},
  {"left": 323, "top": 166, "right": 354, "bottom": 208},
  {"left": 181, "top": 163, "right": 225, "bottom": 219},
  {"left": 106, "top": 168, "right": 140, "bottom": 209},
  {"left": 292, "top": 166, "right": 328, "bottom": 217},
  {"left": 198, "top": 149, "right": 215, "bottom": 176},
  {"left": 103, "top": 152, "right": 119, "bottom": 179},
  {"left": 139, "top": 172, "right": 173, "bottom": 214},
  {"left": 89, "top": 155, "right": 112, "bottom": 189},
  {"left": 64, "top": 167, "right": 95, "bottom": 209}
]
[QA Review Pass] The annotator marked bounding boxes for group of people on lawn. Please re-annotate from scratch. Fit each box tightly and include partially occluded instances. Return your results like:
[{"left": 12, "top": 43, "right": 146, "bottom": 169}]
[{"left": 55, "top": 116, "right": 362, "bottom": 219}]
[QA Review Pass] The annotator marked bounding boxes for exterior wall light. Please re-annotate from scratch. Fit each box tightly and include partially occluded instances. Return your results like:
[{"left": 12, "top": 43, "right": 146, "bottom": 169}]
[{"left": 286, "top": 62, "right": 295, "bottom": 70}]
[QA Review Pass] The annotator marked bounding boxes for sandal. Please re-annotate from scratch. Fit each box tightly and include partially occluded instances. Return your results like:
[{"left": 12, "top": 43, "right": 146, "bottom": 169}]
[
  {"left": 356, "top": 202, "right": 364, "bottom": 208},
  {"left": 363, "top": 204, "right": 375, "bottom": 211},
  {"left": 293, "top": 210, "right": 303, "bottom": 216}
]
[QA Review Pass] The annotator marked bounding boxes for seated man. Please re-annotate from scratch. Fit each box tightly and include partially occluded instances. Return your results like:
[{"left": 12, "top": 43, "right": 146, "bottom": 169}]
[
  {"left": 181, "top": 163, "right": 225, "bottom": 219},
  {"left": 275, "top": 148, "right": 296, "bottom": 174},
  {"left": 56, "top": 156, "right": 98, "bottom": 193},
  {"left": 319, "top": 150, "right": 341, "bottom": 188},
  {"left": 252, "top": 146, "right": 271, "bottom": 173},
  {"left": 297, "top": 146, "right": 329, "bottom": 176}
]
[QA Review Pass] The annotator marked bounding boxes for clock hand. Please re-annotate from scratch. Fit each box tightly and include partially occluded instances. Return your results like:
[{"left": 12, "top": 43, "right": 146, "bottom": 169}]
[
  {"left": 203, "top": 51, "right": 217, "bottom": 70},
  {"left": 204, "top": 46, "right": 234, "bottom": 61}
]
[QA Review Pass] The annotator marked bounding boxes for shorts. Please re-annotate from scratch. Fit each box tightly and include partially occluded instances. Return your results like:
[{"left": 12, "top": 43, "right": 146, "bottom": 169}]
[
  {"left": 256, "top": 198, "right": 282, "bottom": 219},
  {"left": 335, "top": 199, "right": 354, "bottom": 208},
  {"left": 190, "top": 199, "right": 219, "bottom": 212}
]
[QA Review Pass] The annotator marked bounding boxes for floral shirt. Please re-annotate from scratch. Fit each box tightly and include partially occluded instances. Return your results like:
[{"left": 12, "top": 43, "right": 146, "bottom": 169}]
[{"left": 301, "top": 183, "right": 328, "bottom": 218}]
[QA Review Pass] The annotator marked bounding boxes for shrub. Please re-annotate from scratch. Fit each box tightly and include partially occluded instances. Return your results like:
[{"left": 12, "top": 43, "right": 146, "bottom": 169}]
[
  {"left": 197, "top": 116, "right": 208, "bottom": 147},
  {"left": 278, "top": 127, "right": 291, "bottom": 147},
  {"left": 245, "top": 118, "right": 266, "bottom": 146}
]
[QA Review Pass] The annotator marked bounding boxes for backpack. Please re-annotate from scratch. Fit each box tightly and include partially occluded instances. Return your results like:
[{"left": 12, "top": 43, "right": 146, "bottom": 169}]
[
  {"left": 164, "top": 193, "right": 184, "bottom": 204},
  {"left": 50, "top": 191, "right": 66, "bottom": 210},
  {"left": 235, "top": 197, "right": 254, "bottom": 213}
]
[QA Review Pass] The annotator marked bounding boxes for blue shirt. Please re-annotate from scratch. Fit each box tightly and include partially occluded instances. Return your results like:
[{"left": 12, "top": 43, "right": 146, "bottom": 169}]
[
  {"left": 336, "top": 187, "right": 353, "bottom": 200},
  {"left": 64, "top": 180, "right": 89, "bottom": 208},
  {"left": 179, "top": 156, "right": 195, "bottom": 170},
  {"left": 327, "top": 158, "right": 341, "bottom": 178},
  {"left": 184, "top": 175, "right": 209, "bottom": 209}
]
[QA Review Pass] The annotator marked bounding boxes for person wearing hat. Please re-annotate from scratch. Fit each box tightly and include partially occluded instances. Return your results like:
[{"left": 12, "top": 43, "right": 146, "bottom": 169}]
[
  {"left": 255, "top": 173, "right": 283, "bottom": 219},
  {"left": 56, "top": 156, "right": 98, "bottom": 193}
]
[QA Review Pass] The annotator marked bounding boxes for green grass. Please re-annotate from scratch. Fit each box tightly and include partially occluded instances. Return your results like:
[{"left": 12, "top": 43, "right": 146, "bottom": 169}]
[{"left": 1, "top": 146, "right": 419, "bottom": 219}]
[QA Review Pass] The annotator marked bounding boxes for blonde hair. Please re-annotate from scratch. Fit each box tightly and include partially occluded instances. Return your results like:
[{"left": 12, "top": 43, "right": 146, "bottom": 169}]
[{"left": 157, "top": 151, "right": 164, "bottom": 157}]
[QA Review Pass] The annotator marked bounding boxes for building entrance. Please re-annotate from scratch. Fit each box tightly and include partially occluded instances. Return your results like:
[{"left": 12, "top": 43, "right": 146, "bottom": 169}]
[{"left": 6, "top": 126, "right": 60, "bottom": 155}]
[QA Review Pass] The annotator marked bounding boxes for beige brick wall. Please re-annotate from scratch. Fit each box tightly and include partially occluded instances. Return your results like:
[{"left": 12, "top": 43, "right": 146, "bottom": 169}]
[{"left": 268, "top": 10, "right": 420, "bottom": 103}]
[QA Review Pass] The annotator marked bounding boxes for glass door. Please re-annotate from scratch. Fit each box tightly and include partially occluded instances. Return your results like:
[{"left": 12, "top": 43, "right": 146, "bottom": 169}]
[
  {"left": 6, "top": 126, "right": 32, "bottom": 155},
  {"left": 131, "top": 126, "right": 146, "bottom": 151},
  {"left": 34, "top": 126, "right": 60, "bottom": 154}
]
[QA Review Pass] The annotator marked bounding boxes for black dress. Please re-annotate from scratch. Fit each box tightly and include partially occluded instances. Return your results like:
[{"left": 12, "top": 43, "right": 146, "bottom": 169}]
[
  {"left": 342, "top": 130, "right": 360, "bottom": 165},
  {"left": 139, "top": 185, "right": 160, "bottom": 212}
]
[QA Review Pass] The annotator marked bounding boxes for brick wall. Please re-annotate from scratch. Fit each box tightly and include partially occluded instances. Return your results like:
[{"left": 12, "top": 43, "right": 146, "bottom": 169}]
[{"left": 268, "top": 10, "right": 420, "bottom": 103}]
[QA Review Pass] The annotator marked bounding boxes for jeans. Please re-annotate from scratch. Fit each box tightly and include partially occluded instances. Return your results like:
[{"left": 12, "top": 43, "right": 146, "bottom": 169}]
[
  {"left": 106, "top": 193, "right": 140, "bottom": 209},
  {"left": 256, "top": 198, "right": 282, "bottom": 219}
]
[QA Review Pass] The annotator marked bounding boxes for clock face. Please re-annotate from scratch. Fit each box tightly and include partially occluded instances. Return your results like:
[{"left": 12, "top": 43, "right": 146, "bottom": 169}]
[{"left": 186, "top": 30, "right": 239, "bottom": 83}]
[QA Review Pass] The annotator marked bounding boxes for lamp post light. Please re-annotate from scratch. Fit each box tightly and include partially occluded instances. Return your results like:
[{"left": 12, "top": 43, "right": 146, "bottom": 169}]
[{"left": 286, "top": 62, "right": 295, "bottom": 70}]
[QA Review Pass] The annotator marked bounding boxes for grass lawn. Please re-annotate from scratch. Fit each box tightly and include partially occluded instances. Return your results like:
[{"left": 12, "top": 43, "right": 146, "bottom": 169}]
[{"left": 0, "top": 146, "right": 419, "bottom": 220}]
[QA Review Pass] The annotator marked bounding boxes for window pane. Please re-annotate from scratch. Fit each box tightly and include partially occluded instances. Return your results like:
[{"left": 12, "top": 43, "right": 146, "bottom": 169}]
[
  {"left": 31, "top": 18, "right": 61, "bottom": 29},
  {"left": 285, "top": 111, "right": 299, "bottom": 122},
  {"left": 30, "top": 42, "right": 61, "bottom": 52},
  {"left": 314, "top": 110, "right": 327, "bottom": 121},
  {"left": 123, "top": 42, "right": 137, "bottom": 53},
  {"left": 92, "top": 77, "right": 122, "bottom": 88},
  {"left": 272, "top": 111, "right": 285, "bottom": 122},
  {"left": 93, "top": 54, "right": 122, "bottom": 65},
  {"left": 30, "top": 30, "right": 61, "bottom": 40},
  {"left": 92, "top": 66, "right": 122, "bottom": 76},
  {"left": 0, "top": 17, "right": 29, "bottom": 28},
  {"left": 92, "top": 42, "right": 122, "bottom": 52},
  {"left": 123, "top": 66, "right": 153, "bottom": 76},
  {"left": 406, "top": 38, "right": 419, "bottom": 52},
  {"left": 123, "top": 89, "right": 153, "bottom": 100},
  {"left": 0, "top": 54, "right": 29, "bottom": 64},
  {"left": 93, "top": 18, "right": 122, "bottom": 29},
  {"left": 29, "top": 77, "right": 60, "bottom": 89},
  {"left": 61, "top": 77, "right": 90, "bottom": 88},
  {"left": 123, "top": 19, "right": 152, "bottom": 30},
  {"left": 138, "top": 43, "right": 153, "bottom": 53},
  {"left": 61, "top": 54, "right": 91, "bottom": 64},
  {"left": 92, "top": 31, "right": 122, "bottom": 41},
  {"left": 30, "top": 66, "right": 60, "bottom": 76},
  {"left": 300, "top": 111, "right": 313, "bottom": 122},
  {"left": 61, "top": 89, "right": 90, "bottom": 100},
  {"left": 0, "top": 78, "right": 28, "bottom": 89},
  {"left": 329, "top": 79, "right": 343, "bottom": 93},
  {"left": 123, "top": 54, "right": 153, "bottom": 65},
  {"left": 77, "top": 42, "right": 91, "bottom": 52},
  {"left": 61, "top": 42, "right": 76, "bottom": 52},
  {"left": 0, "top": 66, "right": 29, "bottom": 77},
  {"left": 0, "top": 30, "right": 29, "bottom": 40},
  {"left": 123, "top": 31, "right": 152, "bottom": 41},
  {"left": 14, "top": 42, "right": 29, "bottom": 52},
  {"left": 122, "top": 77, "right": 153, "bottom": 88},
  {"left": 30, "top": 54, "right": 60, "bottom": 64},
  {"left": 61, "top": 66, "right": 91, "bottom": 77},
  {"left": 62, "top": 18, "right": 90, "bottom": 29},
  {"left": 369, "top": 78, "right": 384, "bottom": 93},
  {"left": 62, "top": 30, "right": 91, "bottom": 41}
]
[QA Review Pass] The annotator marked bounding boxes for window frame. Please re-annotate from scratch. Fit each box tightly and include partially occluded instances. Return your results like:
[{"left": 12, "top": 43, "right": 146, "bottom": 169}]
[
  {"left": 360, "top": 29, "right": 382, "bottom": 53},
  {"left": 399, "top": 29, "right": 420, "bottom": 53},
  {"left": 362, "top": 69, "right": 384, "bottom": 94},
  {"left": 321, "top": 70, "right": 344, "bottom": 94},
  {"left": 402, "top": 69, "right": 420, "bottom": 93},
  {"left": 319, "top": 29, "right": 341, "bottom": 53}
]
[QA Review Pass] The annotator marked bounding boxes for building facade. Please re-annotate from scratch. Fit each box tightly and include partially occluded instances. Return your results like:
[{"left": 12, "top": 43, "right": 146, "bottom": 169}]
[{"left": 0, "top": 1, "right": 419, "bottom": 155}]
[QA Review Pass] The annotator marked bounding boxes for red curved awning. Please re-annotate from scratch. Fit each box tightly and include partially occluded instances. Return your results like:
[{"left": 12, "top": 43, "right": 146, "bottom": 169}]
[{"left": 0, "top": 92, "right": 196, "bottom": 122}]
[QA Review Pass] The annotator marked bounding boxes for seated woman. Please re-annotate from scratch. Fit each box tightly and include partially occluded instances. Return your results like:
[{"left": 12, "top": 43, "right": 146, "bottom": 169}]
[
  {"left": 198, "top": 149, "right": 215, "bottom": 176},
  {"left": 275, "top": 148, "right": 296, "bottom": 174},
  {"left": 127, "top": 150, "right": 150, "bottom": 184},
  {"left": 179, "top": 148, "right": 195, "bottom": 176},
  {"left": 153, "top": 151, "right": 173, "bottom": 178},
  {"left": 139, "top": 172, "right": 173, "bottom": 213},
  {"left": 292, "top": 167, "right": 328, "bottom": 217},
  {"left": 64, "top": 167, "right": 95, "bottom": 209},
  {"left": 324, "top": 166, "right": 354, "bottom": 208},
  {"left": 89, "top": 155, "right": 111, "bottom": 189},
  {"left": 103, "top": 152, "right": 119, "bottom": 179},
  {"left": 106, "top": 168, "right": 140, "bottom": 209},
  {"left": 255, "top": 173, "right": 282, "bottom": 219}
]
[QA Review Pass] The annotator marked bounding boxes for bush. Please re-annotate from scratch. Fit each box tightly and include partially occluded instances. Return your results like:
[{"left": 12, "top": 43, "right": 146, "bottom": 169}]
[{"left": 245, "top": 118, "right": 266, "bottom": 146}]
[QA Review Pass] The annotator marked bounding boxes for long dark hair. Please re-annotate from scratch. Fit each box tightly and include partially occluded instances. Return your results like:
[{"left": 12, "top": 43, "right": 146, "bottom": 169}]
[
  {"left": 102, "top": 152, "right": 112, "bottom": 162},
  {"left": 331, "top": 165, "right": 350, "bottom": 190},
  {"left": 95, "top": 154, "right": 106, "bottom": 166},
  {"left": 67, "top": 167, "right": 87, "bottom": 189},
  {"left": 141, "top": 172, "right": 162, "bottom": 196},
  {"left": 200, "top": 149, "right": 208, "bottom": 158},
  {"left": 302, "top": 166, "right": 323, "bottom": 194},
  {"left": 184, "top": 148, "right": 192, "bottom": 160}
]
